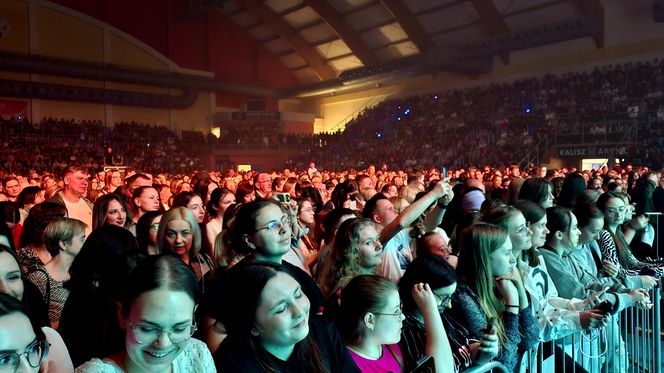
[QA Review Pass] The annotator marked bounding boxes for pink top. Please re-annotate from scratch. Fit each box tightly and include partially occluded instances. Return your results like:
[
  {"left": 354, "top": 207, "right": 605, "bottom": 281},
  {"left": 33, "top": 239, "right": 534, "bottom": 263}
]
[{"left": 347, "top": 344, "right": 403, "bottom": 373}]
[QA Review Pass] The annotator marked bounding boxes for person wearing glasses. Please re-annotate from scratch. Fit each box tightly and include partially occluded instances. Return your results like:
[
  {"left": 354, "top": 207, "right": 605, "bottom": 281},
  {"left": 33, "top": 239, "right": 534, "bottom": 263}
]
[
  {"left": 0, "top": 293, "right": 52, "bottom": 373},
  {"left": 399, "top": 254, "right": 498, "bottom": 372},
  {"left": 200, "top": 200, "right": 323, "bottom": 354},
  {"left": 136, "top": 211, "right": 162, "bottom": 256},
  {"left": 156, "top": 207, "right": 214, "bottom": 285},
  {"left": 596, "top": 192, "right": 661, "bottom": 290},
  {"left": 336, "top": 274, "right": 440, "bottom": 372},
  {"left": 75, "top": 255, "right": 215, "bottom": 372},
  {"left": 214, "top": 262, "right": 358, "bottom": 372},
  {"left": 0, "top": 248, "right": 73, "bottom": 373}
]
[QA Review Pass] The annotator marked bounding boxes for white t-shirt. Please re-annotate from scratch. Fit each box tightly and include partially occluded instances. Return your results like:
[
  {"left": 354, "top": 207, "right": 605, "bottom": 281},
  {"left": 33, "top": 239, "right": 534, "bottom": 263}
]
[
  {"left": 75, "top": 338, "right": 216, "bottom": 372},
  {"left": 378, "top": 229, "right": 413, "bottom": 283},
  {"left": 63, "top": 197, "right": 92, "bottom": 235}
]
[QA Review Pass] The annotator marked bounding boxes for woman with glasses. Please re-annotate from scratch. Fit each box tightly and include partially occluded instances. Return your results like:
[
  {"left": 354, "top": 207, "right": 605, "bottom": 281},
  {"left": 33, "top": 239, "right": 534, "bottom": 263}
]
[
  {"left": 447, "top": 223, "right": 539, "bottom": 373},
  {"left": 336, "top": 274, "right": 443, "bottom": 372},
  {"left": 136, "top": 211, "right": 162, "bottom": 256},
  {"left": 0, "top": 247, "right": 73, "bottom": 373},
  {"left": 295, "top": 198, "right": 318, "bottom": 269},
  {"left": 214, "top": 262, "right": 357, "bottom": 372},
  {"left": 201, "top": 200, "right": 323, "bottom": 354},
  {"left": 76, "top": 255, "right": 215, "bottom": 372},
  {"left": 0, "top": 293, "right": 53, "bottom": 373},
  {"left": 399, "top": 254, "right": 498, "bottom": 372},
  {"left": 596, "top": 192, "right": 661, "bottom": 290},
  {"left": 156, "top": 207, "right": 213, "bottom": 286},
  {"left": 91, "top": 194, "right": 129, "bottom": 231}
]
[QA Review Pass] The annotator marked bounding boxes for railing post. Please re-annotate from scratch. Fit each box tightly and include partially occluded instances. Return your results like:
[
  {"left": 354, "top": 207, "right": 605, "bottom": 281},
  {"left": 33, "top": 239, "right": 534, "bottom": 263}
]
[{"left": 655, "top": 280, "right": 661, "bottom": 373}]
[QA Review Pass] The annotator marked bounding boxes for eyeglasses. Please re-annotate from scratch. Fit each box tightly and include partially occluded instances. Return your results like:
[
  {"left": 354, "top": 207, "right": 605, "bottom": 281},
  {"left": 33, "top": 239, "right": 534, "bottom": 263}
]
[
  {"left": 129, "top": 321, "right": 197, "bottom": 344},
  {"left": 372, "top": 307, "right": 403, "bottom": 318},
  {"left": 433, "top": 293, "right": 453, "bottom": 307},
  {"left": 0, "top": 339, "right": 49, "bottom": 373},
  {"left": 254, "top": 215, "right": 290, "bottom": 233}
]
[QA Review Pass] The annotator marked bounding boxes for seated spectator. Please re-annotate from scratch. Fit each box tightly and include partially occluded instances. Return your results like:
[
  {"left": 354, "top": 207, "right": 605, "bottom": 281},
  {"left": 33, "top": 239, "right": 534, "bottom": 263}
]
[
  {"left": 26, "top": 218, "right": 86, "bottom": 329},
  {"left": 213, "top": 262, "right": 358, "bottom": 372},
  {"left": 75, "top": 255, "right": 215, "bottom": 372}
]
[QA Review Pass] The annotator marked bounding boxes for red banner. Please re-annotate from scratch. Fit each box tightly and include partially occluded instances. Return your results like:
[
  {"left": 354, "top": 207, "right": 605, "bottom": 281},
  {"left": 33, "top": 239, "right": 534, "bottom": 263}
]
[{"left": 0, "top": 99, "right": 27, "bottom": 116}]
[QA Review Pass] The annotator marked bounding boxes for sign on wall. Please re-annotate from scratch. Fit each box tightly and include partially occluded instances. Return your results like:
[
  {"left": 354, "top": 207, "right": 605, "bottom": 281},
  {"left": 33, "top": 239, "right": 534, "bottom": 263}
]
[{"left": 557, "top": 144, "right": 628, "bottom": 158}]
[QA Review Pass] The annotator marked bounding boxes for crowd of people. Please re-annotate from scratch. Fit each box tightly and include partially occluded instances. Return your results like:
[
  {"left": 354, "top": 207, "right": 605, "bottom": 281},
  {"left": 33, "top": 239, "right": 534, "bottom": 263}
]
[
  {"left": 0, "top": 157, "right": 661, "bottom": 372},
  {"left": 288, "top": 59, "right": 664, "bottom": 170}
]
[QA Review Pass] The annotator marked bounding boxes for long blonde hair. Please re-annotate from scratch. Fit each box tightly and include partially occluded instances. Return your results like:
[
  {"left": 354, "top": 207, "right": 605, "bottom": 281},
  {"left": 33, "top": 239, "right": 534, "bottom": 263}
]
[{"left": 457, "top": 223, "right": 509, "bottom": 343}]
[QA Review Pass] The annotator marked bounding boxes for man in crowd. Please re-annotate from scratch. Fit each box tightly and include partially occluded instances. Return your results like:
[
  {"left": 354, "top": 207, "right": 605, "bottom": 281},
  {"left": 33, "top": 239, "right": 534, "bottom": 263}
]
[
  {"left": 254, "top": 172, "right": 272, "bottom": 200},
  {"left": 48, "top": 166, "right": 93, "bottom": 234}
]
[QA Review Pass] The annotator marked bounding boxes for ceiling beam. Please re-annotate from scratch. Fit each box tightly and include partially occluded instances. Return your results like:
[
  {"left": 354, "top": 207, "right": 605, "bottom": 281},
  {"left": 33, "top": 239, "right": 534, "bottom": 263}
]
[
  {"left": 469, "top": 0, "right": 510, "bottom": 64},
  {"left": 233, "top": 0, "right": 336, "bottom": 81},
  {"left": 304, "top": 0, "right": 379, "bottom": 66},
  {"left": 379, "top": 0, "right": 433, "bottom": 52},
  {"left": 577, "top": 0, "right": 604, "bottom": 48}
]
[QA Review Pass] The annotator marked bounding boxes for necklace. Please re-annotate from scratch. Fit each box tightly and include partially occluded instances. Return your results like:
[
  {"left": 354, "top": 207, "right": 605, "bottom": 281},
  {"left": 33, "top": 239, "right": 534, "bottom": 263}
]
[{"left": 347, "top": 345, "right": 382, "bottom": 360}]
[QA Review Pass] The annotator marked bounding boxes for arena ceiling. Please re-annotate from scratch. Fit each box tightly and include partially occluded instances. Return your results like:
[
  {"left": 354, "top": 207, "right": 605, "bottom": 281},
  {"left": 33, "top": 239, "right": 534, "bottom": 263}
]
[{"left": 216, "top": 0, "right": 604, "bottom": 87}]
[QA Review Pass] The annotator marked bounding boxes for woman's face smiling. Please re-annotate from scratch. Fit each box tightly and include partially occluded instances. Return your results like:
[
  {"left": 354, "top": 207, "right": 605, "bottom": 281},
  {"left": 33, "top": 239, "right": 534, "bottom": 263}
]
[
  {"left": 105, "top": 199, "right": 127, "bottom": 227},
  {"left": 121, "top": 289, "right": 195, "bottom": 373},
  {"left": 254, "top": 272, "right": 310, "bottom": 358}
]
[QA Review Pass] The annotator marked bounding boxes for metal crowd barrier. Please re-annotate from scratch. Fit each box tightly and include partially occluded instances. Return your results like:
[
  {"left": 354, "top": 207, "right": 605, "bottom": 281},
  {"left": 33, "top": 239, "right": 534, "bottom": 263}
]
[
  {"left": 465, "top": 361, "right": 509, "bottom": 373},
  {"left": 527, "top": 281, "right": 662, "bottom": 373}
]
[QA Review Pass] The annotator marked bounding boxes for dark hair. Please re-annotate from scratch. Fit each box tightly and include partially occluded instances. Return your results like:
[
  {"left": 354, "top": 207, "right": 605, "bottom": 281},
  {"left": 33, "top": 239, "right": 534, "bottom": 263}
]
[
  {"left": 66, "top": 225, "right": 141, "bottom": 297},
  {"left": 512, "top": 200, "right": 545, "bottom": 266},
  {"left": 557, "top": 173, "right": 587, "bottom": 208},
  {"left": 219, "top": 262, "right": 326, "bottom": 372},
  {"left": 300, "top": 187, "right": 323, "bottom": 214},
  {"left": 15, "top": 186, "right": 44, "bottom": 209},
  {"left": 207, "top": 188, "right": 233, "bottom": 218},
  {"left": 193, "top": 178, "right": 216, "bottom": 205},
  {"left": 322, "top": 208, "right": 358, "bottom": 242},
  {"left": 125, "top": 173, "right": 150, "bottom": 190},
  {"left": 131, "top": 186, "right": 158, "bottom": 209},
  {"left": 121, "top": 255, "right": 199, "bottom": 315},
  {"left": 518, "top": 178, "right": 552, "bottom": 206},
  {"left": 0, "top": 201, "right": 20, "bottom": 226},
  {"left": 336, "top": 274, "right": 397, "bottom": 342},
  {"left": 230, "top": 200, "right": 281, "bottom": 255},
  {"left": 362, "top": 193, "right": 388, "bottom": 219},
  {"left": 92, "top": 194, "right": 129, "bottom": 230},
  {"left": 596, "top": 191, "right": 623, "bottom": 213},
  {"left": 513, "top": 200, "right": 546, "bottom": 226},
  {"left": 136, "top": 211, "right": 163, "bottom": 255},
  {"left": 20, "top": 202, "right": 67, "bottom": 248},
  {"left": 573, "top": 203, "right": 603, "bottom": 228},
  {"left": 399, "top": 255, "right": 456, "bottom": 314},
  {"left": 235, "top": 181, "right": 255, "bottom": 202},
  {"left": 0, "top": 293, "right": 46, "bottom": 341},
  {"left": 545, "top": 206, "right": 574, "bottom": 242}
]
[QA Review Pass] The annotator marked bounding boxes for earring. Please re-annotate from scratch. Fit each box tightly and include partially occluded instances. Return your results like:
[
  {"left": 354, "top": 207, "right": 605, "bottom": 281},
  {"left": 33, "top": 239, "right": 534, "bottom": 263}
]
[
  {"left": 368, "top": 325, "right": 374, "bottom": 331},
  {"left": 251, "top": 328, "right": 260, "bottom": 336}
]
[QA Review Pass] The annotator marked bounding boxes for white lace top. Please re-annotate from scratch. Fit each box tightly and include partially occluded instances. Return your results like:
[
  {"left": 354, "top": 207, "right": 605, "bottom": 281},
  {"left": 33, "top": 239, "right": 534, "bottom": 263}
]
[{"left": 75, "top": 338, "right": 216, "bottom": 373}]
